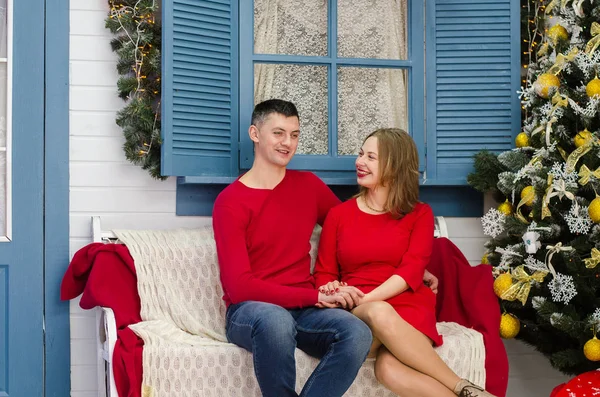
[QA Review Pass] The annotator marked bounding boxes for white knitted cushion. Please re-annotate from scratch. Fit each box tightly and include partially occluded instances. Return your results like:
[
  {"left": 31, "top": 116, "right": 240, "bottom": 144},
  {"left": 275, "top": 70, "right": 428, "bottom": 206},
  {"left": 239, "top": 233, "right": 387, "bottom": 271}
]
[
  {"left": 129, "top": 320, "right": 484, "bottom": 397},
  {"left": 115, "top": 227, "right": 227, "bottom": 342},
  {"left": 115, "top": 227, "right": 486, "bottom": 397}
]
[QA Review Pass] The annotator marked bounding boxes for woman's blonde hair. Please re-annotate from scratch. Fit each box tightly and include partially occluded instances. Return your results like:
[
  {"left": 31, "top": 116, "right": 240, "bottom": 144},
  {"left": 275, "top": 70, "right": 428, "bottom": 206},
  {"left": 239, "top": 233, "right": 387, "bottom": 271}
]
[{"left": 356, "top": 128, "right": 420, "bottom": 219}]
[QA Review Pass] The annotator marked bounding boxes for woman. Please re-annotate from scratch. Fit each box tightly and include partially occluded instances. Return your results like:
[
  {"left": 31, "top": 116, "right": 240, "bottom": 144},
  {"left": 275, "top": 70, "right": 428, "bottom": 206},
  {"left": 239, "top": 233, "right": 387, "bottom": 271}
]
[{"left": 314, "top": 128, "right": 496, "bottom": 397}]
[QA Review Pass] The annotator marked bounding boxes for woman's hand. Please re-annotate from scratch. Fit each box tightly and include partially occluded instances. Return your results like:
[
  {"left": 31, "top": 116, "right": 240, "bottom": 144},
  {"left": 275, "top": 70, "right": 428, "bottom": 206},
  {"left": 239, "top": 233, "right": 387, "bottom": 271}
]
[
  {"left": 316, "top": 286, "right": 365, "bottom": 309},
  {"left": 318, "top": 280, "right": 348, "bottom": 295}
]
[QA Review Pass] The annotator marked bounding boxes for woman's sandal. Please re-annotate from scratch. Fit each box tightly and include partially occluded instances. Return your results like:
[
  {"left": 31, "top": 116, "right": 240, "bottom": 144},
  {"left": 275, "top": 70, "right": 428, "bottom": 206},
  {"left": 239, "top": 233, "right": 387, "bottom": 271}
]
[{"left": 453, "top": 379, "right": 497, "bottom": 397}]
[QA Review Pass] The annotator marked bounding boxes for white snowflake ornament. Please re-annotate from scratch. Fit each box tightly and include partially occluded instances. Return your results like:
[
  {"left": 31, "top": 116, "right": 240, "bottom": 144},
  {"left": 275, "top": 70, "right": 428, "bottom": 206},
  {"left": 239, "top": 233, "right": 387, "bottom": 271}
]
[
  {"left": 568, "top": 96, "right": 599, "bottom": 117},
  {"left": 481, "top": 208, "right": 506, "bottom": 238},
  {"left": 591, "top": 308, "right": 600, "bottom": 328},
  {"left": 540, "top": 102, "right": 553, "bottom": 117},
  {"left": 495, "top": 244, "right": 523, "bottom": 267},
  {"left": 524, "top": 255, "right": 549, "bottom": 272},
  {"left": 548, "top": 273, "right": 577, "bottom": 305},
  {"left": 564, "top": 202, "right": 593, "bottom": 234},
  {"left": 549, "top": 162, "right": 579, "bottom": 186}
]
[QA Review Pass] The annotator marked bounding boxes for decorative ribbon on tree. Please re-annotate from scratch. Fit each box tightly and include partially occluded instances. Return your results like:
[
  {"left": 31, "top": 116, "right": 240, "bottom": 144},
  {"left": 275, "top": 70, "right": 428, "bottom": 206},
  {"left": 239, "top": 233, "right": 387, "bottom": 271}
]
[
  {"left": 516, "top": 185, "right": 536, "bottom": 223},
  {"left": 566, "top": 141, "right": 593, "bottom": 173},
  {"left": 584, "top": 248, "right": 600, "bottom": 269},
  {"left": 586, "top": 22, "right": 600, "bottom": 54},
  {"left": 500, "top": 265, "right": 548, "bottom": 305},
  {"left": 578, "top": 164, "right": 600, "bottom": 185},
  {"left": 545, "top": 243, "right": 574, "bottom": 278}
]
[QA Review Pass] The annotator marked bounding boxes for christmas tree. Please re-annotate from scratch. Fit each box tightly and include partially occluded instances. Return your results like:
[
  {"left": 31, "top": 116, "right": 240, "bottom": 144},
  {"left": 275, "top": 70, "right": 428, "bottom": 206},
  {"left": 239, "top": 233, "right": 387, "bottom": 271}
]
[{"left": 468, "top": 0, "right": 600, "bottom": 374}]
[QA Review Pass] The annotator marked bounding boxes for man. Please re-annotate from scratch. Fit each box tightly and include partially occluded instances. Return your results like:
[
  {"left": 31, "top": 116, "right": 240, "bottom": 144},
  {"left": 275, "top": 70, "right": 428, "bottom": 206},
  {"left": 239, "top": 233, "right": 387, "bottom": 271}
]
[{"left": 213, "top": 99, "right": 437, "bottom": 397}]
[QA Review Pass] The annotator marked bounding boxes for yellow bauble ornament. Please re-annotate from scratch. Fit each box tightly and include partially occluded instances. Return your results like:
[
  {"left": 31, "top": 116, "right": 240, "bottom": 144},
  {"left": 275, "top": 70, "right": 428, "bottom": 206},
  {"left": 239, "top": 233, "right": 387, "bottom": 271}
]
[
  {"left": 515, "top": 132, "right": 529, "bottom": 148},
  {"left": 587, "top": 78, "right": 600, "bottom": 98},
  {"left": 521, "top": 186, "right": 535, "bottom": 206},
  {"left": 548, "top": 24, "right": 569, "bottom": 43},
  {"left": 584, "top": 336, "right": 600, "bottom": 361},
  {"left": 481, "top": 253, "right": 490, "bottom": 265},
  {"left": 499, "top": 313, "right": 520, "bottom": 339},
  {"left": 535, "top": 73, "right": 560, "bottom": 99},
  {"left": 493, "top": 273, "right": 513, "bottom": 298},
  {"left": 574, "top": 128, "right": 594, "bottom": 148},
  {"left": 497, "top": 200, "right": 514, "bottom": 216},
  {"left": 589, "top": 197, "right": 600, "bottom": 223}
]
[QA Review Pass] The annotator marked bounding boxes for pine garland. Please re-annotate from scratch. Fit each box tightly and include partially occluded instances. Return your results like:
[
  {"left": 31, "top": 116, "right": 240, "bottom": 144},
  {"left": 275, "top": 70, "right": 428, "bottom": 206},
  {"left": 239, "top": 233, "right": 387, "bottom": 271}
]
[{"left": 105, "top": 0, "right": 164, "bottom": 179}]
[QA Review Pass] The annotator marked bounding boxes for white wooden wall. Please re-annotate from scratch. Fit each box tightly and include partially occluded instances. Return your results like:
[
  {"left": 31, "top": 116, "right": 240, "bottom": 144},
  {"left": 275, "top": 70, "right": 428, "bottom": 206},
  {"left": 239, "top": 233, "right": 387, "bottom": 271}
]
[
  {"left": 68, "top": 1, "right": 569, "bottom": 396},
  {"left": 69, "top": 3, "right": 208, "bottom": 396}
]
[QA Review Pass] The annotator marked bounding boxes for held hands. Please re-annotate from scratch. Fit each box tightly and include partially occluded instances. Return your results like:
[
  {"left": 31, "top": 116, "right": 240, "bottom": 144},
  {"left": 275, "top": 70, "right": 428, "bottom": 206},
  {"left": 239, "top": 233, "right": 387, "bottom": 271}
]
[
  {"left": 316, "top": 281, "right": 365, "bottom": 310},
  {"left": 316, "top": 270, "right": 438, "bottom": 310}
]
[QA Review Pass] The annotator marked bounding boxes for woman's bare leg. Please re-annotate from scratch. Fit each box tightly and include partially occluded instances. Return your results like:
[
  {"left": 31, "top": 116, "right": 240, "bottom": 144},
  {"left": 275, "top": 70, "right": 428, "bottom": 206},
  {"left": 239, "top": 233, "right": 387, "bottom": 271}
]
[
  {"left": 353, "top": 301, "right": 460, "bottom": 391},
  {"left": 374, "top": 346, "right": 455, "bottom": 397},
  {"left": 367, "top": 335, "right": 382, "bottom": 358}
]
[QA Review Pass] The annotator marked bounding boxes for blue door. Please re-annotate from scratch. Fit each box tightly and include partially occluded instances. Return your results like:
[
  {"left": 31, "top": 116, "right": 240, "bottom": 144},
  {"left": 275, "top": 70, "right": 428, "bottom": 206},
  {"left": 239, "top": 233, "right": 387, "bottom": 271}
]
[{"left": 0, "top": 0, "right": 45, "bottom": 395}]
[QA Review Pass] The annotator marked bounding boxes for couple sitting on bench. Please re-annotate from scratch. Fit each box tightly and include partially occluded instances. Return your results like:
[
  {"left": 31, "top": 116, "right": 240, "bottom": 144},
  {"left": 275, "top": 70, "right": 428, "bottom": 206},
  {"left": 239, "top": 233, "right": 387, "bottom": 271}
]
[{"left": 212, "top": 99, "right": 497, "bottom": 397}]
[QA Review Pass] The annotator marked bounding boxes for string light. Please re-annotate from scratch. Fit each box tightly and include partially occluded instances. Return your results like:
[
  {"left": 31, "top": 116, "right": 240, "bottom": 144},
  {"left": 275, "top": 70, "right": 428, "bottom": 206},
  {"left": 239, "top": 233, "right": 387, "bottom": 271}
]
[
  {"left": 108, "top": 0, "right": 160, "bottom": 165},
  {"left": 520, "top": 0, "right": 547, "bottom": 122}
]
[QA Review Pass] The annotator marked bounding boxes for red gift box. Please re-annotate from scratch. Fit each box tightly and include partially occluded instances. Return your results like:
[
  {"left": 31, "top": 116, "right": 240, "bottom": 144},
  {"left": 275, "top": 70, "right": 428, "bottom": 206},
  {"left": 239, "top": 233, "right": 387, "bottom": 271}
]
[{"left": 551, "top": 370, "right": 600, "bottom": 397}]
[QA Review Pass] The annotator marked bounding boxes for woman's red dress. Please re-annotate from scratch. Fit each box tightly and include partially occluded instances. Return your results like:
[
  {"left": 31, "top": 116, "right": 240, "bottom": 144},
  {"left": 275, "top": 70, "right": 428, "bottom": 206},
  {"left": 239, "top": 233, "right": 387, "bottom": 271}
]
[{"left": 314, "top": 198, "right": 442, "bottom": 346}]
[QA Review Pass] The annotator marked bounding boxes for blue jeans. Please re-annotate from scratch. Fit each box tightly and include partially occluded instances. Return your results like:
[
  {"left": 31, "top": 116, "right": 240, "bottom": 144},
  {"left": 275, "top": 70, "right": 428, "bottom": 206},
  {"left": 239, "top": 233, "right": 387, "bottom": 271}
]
[{"left": 225, "top": 301, "right": 373, "bottom": 397}]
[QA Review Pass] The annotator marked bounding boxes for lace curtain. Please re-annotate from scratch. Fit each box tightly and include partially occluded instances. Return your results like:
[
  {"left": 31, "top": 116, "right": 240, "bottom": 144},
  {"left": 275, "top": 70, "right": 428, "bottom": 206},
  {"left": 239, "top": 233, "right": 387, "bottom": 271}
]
[
  {"left": 254, "top": 0, "right": 408, "bottom": 156},
  {"left": 0, "top": 1, "right": 7, "bottom": 236}
]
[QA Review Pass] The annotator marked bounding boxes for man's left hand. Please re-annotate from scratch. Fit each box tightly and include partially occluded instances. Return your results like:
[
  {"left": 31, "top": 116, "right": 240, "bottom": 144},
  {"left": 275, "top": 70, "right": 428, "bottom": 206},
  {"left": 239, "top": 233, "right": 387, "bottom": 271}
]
[{"left": 423, "top": 270, "right": 438, "bottom": 294}]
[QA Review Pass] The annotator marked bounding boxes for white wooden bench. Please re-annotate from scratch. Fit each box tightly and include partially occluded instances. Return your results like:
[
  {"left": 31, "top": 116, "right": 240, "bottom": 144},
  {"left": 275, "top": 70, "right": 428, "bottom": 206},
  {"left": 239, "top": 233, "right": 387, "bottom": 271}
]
[{"left": 91, "top": 215, "right": 476, "bottom": 397}]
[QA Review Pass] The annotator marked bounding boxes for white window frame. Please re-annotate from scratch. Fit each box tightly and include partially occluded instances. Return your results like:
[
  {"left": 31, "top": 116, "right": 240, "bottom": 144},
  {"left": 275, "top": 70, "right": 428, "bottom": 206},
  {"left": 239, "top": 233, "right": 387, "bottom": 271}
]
[{"left": 0, "top": 0, "right": 13, "bottom": 242}]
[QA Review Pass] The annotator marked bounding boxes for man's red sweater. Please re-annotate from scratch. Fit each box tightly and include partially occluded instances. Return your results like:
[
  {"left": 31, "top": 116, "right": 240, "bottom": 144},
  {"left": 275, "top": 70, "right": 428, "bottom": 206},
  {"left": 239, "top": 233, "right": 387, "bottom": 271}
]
[{"left": 212, "top": 170, "right": 340, "bottom": 308}]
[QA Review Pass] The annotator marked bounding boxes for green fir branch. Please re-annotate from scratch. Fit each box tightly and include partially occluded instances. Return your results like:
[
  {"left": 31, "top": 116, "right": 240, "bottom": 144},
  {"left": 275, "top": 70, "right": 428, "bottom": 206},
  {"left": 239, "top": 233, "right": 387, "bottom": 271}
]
[{"left": 105, "top": 0, "right": 164, "bottom": 180}]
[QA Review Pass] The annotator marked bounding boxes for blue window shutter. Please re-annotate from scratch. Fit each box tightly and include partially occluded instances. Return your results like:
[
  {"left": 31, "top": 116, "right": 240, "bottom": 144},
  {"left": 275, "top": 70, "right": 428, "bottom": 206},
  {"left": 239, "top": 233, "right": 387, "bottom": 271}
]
[
  {"left": 425, "top": 0, "right": 520, "bottom": 185},
  {"left": 162, "top": 0, "right": 239, "bottom": 176}
]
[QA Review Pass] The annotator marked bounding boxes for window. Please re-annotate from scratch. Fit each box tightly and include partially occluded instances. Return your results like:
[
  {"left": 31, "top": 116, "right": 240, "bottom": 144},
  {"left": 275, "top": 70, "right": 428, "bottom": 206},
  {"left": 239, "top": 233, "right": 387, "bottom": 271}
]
[
  {"left": 161, "top": 0, "right": 520, "bottom": 216},
  {"left": 238, "top": 0, "right": 423, "bottom": 175}
]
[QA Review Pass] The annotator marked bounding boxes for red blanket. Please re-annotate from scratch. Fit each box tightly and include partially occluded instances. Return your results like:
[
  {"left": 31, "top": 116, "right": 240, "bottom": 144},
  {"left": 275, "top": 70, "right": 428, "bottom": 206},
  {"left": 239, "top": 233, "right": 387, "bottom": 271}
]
[
  {"left": 60, "top": 243, "right": 144, "bottom": 397},
  {"left": 61, "top": 238, "right": 508, "bottom": 397},
  {"left": 428, "top": 237, "right": 509, "bottom": 397}
]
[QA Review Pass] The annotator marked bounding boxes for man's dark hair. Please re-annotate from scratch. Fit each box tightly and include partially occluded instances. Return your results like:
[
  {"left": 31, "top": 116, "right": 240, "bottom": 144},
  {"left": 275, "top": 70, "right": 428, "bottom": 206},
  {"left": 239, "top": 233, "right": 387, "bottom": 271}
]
[{"left": 251, "top": 99, "right": 299, "bottom": 127}]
